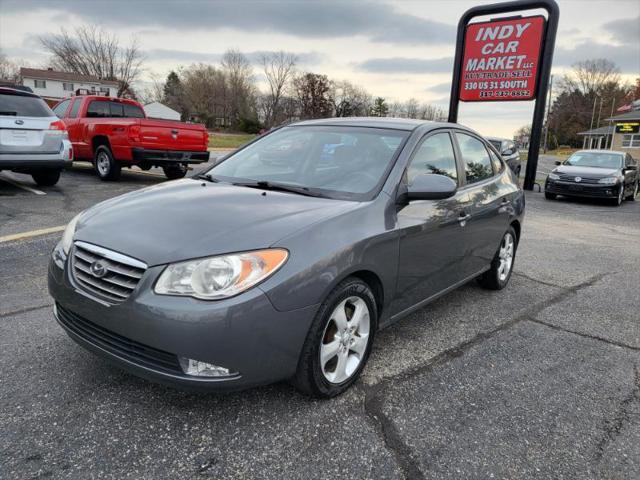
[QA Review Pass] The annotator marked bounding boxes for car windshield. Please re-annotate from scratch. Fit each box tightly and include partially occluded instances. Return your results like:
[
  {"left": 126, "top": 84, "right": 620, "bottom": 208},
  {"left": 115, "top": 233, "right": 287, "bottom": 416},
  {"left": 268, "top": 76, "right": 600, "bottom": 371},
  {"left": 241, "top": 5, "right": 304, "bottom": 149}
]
[
  {"left": 0, "top": 93, "right": 53, "bottom": 117},
  {"left": 565, "top": 152, "right": 623, "bottom": 169},
  {"left": 207, "top": 125, "right": 409, "bottom": 200}
]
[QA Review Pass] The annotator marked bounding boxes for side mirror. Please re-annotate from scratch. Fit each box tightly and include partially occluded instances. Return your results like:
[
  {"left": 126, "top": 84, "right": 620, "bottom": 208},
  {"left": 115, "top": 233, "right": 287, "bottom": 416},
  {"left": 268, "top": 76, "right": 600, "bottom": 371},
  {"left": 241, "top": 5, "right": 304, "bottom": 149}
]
[
  {"left": 555, "top": 160, "right": 562, "bottom": 165},
  {"left": 502, "top": 148, "right": 513, "bottom": 156},
  {"left": 624, "top": 165, "right": 637, "bottom": 171},
  {"left": 406, "top": 174, "right": 457, "bottom": 201}
]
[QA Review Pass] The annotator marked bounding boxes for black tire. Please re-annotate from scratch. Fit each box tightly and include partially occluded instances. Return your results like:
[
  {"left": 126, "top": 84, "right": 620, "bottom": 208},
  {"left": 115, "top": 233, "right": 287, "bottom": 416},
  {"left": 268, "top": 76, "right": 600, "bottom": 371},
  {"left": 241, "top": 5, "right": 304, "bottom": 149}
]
[
  {"left": 545, "top": 192, "right": 556, "bottom": 200},
  {"left": 31, "top": 169, "right": 61, "bottom": 186},
  {"left": 93, "top": 145, "right": 121, "bottom": 181},
  {"left": 478, "top": 226, "right": 518, "bottom": 290},
  {"left": 612, "top": 185, "right": 624, "bottom": 206},
  {"left": 625, "top": 181, "right": 638, "bottom": 201},
  {"left": 293, "top": 277, "right": 377, "bottom": 398},
  {"left": 163, "top": 164, "right": 187, "bottom": 180}
]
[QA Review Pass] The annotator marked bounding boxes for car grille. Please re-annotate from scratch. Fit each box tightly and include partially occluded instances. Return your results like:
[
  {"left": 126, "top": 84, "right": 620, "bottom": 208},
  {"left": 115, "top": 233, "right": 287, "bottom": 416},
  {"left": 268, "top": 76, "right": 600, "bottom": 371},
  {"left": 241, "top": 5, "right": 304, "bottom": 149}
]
[
  {"left": 71, "top": 241, "right": 146, "bottom": 305},
  {"left": 55, "top": 303, "right": 182, "bottom": 374},
  {"left": 558, "top": 174, "right": 600, "bottom": 184}
]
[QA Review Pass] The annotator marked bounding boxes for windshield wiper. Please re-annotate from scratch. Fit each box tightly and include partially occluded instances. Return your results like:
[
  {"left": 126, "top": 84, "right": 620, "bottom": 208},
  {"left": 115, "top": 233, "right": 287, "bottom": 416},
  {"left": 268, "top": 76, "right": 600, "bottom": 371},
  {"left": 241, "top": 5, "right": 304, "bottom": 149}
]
[
  {"left": 233, "top": 180, "right": 325, "bottom": 198},
  {"left": 195, "top": 173, "right": 220, "bottom": 182}
]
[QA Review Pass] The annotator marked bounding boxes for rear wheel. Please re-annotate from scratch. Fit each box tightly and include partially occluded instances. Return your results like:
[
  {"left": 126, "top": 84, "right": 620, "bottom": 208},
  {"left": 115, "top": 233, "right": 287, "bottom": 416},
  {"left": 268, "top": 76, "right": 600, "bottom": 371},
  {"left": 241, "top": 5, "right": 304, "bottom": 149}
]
[
  {"left": 163, "top": 164, "right": 187, "bottom": 180},
  {"left": 478, "top": 227, "right": 517, "bottom": 290},
  {"left": 626, "top": 181, "right": 638, "bottom": 201},
  {"left": 293, "top": 277, "right": 377, "bottom": 398},
  {"left": 93, "top": 145, "right": 121, "bottom": 181},
  {"left": 545, "top": 192, "right": 556, "bottom": 200},
  {"left": 31, "top": 169, "right": 61, "bottom": 186}
]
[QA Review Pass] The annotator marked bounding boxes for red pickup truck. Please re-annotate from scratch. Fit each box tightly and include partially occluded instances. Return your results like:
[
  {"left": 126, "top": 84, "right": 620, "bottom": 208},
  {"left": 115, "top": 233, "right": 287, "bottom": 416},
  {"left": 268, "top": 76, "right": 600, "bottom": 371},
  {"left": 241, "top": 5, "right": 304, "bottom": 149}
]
[{"left": 52, "top": 95, "right": 209, "bottom": 180}]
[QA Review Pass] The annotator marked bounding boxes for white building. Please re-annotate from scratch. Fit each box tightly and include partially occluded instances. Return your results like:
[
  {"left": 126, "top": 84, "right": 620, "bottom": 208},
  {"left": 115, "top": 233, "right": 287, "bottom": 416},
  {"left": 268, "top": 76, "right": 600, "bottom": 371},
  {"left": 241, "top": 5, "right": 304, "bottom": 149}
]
[
  {"left": 144, "top": 102, "right": 181, "bottom": 121},
  {"left": 20, "top": 68, "right": 119, "bottom": 105}
]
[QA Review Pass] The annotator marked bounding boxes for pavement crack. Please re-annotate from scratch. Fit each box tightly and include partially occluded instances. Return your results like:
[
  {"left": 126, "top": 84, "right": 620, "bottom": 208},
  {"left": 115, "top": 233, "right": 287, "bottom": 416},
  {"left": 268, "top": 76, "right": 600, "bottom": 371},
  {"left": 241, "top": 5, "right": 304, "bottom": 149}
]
[
  {"left": 527, "top": 317, "right": 640, "bottom": 352},
  {"left": 0, "top": 303, "right": 52, "bottom": 319},
  {"left": 513, "top": 271, "right": 563, "bottom": 288},
  {"left": 594, "top": 364, "right": 640, "bottom": 461}
]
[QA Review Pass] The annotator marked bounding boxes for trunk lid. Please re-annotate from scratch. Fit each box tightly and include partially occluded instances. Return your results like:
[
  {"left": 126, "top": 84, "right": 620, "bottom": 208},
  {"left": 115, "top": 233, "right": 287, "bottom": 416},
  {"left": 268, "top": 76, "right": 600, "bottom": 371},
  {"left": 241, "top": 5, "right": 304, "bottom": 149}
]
[{"left": 0, "top": 115, "right": 64, "bottom": 154}]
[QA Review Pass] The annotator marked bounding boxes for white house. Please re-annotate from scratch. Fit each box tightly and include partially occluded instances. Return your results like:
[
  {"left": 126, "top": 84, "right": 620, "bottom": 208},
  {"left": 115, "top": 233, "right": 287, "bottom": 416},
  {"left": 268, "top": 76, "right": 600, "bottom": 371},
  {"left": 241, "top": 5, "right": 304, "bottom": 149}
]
[
  {"left": 20, "top": 68, "right": 119, "bottom": 105},
  {"left": 144, "top": 102, "right": 181, "bottom": 121}
]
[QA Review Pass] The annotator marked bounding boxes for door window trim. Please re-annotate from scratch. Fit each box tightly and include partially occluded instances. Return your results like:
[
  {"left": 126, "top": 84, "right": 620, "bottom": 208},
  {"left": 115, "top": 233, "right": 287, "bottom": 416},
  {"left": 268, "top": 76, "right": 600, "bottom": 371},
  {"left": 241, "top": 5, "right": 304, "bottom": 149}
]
[
  {"left": 402, "top": 129, "right": 461, "bottom": 187},
  {"left": 451, "top": 129, "right": 501, "bottom": 190}
]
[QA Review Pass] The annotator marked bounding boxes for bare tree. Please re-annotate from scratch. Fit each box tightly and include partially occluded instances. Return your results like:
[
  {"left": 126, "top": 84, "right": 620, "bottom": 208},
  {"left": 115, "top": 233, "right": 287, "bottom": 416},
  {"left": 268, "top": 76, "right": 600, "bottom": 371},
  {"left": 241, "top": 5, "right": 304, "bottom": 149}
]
[
  {"left": 561, "top": 59, "right": 621, "bottom": 95},
  {"left": 331, "top": 80, "right": 372, "bottom": 117},
  {"left": 39, "top": 26, "right": 143, "bottom": 97},
  {"left": 0, "top": 51, "right": 19, "bottom": 81},
  {"left": 260, "top": 51, "right": 297, "bottom": 127},
  {"left": 405, "top": 98, "right": 420, "bottom": 119},
  {"left": 181, "top": 63, "right": 229, "bottom": 128},
  {"left": 221, "top": 49, "right": 255, "bottom": 123},
  {"left": 293, "top": 72, "right": 333, "bottom": 119}
]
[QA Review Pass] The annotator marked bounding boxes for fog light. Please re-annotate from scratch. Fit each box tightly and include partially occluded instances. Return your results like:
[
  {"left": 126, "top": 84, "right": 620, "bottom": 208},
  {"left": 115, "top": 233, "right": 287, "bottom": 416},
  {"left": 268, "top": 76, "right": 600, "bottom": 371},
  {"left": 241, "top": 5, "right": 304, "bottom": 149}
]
[{"left": 179, "top": 357, "right": 233, "bottom": 377}]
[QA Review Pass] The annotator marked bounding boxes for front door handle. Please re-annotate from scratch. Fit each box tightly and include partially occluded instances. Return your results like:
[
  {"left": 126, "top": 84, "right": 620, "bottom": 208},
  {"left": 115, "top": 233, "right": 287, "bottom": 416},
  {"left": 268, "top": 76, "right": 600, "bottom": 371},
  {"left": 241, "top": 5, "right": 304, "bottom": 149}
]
[{"left": 458, "top": 213, "right": 471, "bottom": 226}]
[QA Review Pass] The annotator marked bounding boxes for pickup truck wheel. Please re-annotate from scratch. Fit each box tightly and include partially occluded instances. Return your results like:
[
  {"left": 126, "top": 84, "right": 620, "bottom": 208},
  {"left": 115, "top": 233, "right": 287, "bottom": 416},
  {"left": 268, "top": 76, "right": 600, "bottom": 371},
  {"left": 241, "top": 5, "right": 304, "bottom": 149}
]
[
  {"left": 163, "top": 164, "right": 187, "bottom": 180},
  {"left": 94, "top": 145, "right": 121, "bottom": 181},
  {"left": 31, "top": 169, "right": 61, "bottom": 186}
]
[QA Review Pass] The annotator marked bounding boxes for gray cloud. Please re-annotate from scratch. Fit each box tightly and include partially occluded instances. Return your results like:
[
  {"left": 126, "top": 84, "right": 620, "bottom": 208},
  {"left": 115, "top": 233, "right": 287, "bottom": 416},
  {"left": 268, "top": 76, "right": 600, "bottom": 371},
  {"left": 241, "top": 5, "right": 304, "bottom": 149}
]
[
  {"left": 2, "top": 0, "right": 455, "bottom": 46},
  {"left": 602, "top": 16, "right": 640, "bottom": 45},
  {"left": 144, "top": 49, "right": 322, "bottom": 66},
  {"left": 425, "top": 81, "right": 452, "bottom": 94},
  {"left": 553, "top": 40, "right": 640, "bottom": 73},
  {"left": 357, "top": 57, "right": 453, "bottom": 74}
]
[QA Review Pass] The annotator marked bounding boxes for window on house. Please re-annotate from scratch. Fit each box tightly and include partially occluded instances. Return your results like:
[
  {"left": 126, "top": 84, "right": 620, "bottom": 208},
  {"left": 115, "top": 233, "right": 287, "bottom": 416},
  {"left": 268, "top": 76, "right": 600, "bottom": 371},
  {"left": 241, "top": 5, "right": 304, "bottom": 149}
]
[
  {"left": 63, "top": 82, "right": 74, "bottom": 91},
  {"left": 621, "top": 134, "right": 640, "bottom": 148},
  {"left": 99, "top": 87, "right": 110, "bottom": 95},
  {"left": 34, "top": 79, "right": 46, "bottom": 89}
]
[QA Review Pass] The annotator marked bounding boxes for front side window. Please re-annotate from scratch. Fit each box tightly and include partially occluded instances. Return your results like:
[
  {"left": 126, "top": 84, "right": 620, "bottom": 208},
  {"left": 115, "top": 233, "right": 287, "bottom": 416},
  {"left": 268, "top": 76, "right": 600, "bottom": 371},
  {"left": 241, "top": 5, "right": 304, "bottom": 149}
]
[
  {"left": 123, "top": 103, "right": 145, "bottom": 118},
  {"left": 208, "top": 126, "right": 409, "bottom": 200},
  {"left": 406, "top": 132, "right": 458, "bottom": 184},
  {"left": 86, "top": 101, "right": 110, "bottom": 118},
  {"left": 488, "top": 148, "right": 503, "bottom": 173},
  {"left": 63, "top": 82, "right": 74, "bottom": 91},
  {"left": 456, "top": 133, "right": 493, "bottom": 184},
  {"left": 0, "top": 92, "right": 54, "bottom": 117},
  {"left": 34, "top": 79, "right": 46, "bottom": 89},
  {"left": 52, "top": 99, "right": 71, "bottom": 118},
  {"left": 565, "top": 151, "right": 623, "bottom": 169}
]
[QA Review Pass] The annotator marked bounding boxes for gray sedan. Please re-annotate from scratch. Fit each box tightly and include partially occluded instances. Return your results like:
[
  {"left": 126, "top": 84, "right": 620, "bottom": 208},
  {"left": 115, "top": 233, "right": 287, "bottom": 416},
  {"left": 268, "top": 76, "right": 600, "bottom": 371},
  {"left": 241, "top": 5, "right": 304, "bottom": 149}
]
[
  {"left": 0, "top": 87, "right": 72, "bottom": 186},
  {"left": 49, "top": 118, "right": 524, "bottom": 397}
]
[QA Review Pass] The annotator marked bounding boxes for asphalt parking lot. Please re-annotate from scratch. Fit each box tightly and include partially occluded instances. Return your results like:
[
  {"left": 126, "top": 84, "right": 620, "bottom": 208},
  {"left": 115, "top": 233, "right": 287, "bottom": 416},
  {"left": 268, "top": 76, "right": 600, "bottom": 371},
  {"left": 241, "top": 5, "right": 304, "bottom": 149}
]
[{"left": 1, "top": 160, "right": 639, "bottom": 479}]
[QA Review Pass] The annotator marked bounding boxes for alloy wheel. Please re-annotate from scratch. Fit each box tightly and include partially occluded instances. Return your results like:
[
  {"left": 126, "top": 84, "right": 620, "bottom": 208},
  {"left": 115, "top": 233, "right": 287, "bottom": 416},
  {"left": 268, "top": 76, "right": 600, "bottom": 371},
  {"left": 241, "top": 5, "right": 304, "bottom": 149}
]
[
  {"left": 97, "top": 151, "right": 110, "bottom": 176},
  {"left": 617, "top": 187, "right": 624, "bottom": 205},
  {"left": 320, "top": 296, "right": 370, "bottom": 384},
  {"left": 498, "top": 232, "right": 514, "bottom": 282}
]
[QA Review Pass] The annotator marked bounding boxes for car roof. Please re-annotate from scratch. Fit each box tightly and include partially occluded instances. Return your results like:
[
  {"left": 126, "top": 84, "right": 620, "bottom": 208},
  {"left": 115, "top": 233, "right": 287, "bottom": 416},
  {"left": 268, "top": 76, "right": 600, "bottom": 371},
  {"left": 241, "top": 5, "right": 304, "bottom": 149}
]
[
  {"left": 70, "top": 95, "right": 140, "bottom": 106},
  {"left": 485, "top": 136, "right": 511, "bottom": 142},
  {"left": 575, "top": 149, "right": 625, "bottom": 156},
  {"left": 0, "top": 86, "right": 40, "bottom": 98},
  {"left": 290, "top": 117, "right": 472, "bottom": 132}
]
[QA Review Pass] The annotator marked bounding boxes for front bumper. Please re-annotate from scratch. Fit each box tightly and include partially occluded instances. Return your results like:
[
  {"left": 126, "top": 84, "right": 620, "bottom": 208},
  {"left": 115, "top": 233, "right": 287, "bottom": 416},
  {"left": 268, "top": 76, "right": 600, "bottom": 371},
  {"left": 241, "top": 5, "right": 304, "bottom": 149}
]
[
  {"left": 131, "top": 148, "right": 210, "bottom": 164},
  {"left": 545, "top": 180, "right": 620, "bottom": 199},
  {"left": 48, "top": 246, "right": 317, "bottom": 391}
]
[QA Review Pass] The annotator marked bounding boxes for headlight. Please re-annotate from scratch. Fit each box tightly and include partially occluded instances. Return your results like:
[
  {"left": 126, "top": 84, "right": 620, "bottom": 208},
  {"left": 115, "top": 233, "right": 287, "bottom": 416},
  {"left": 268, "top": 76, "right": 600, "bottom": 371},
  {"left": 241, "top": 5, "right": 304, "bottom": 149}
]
[
  {"left": 61, "top": 213, "right": 82, "bottom": 254},
  {"left": 597, "top": 177, "right": 619, "bottom": 184},
  {"left": 547, "top": 172, "right": 560, "bottom": 180},
  {"left": 154, "top": 249, "right": 288, "bottom": 300}
]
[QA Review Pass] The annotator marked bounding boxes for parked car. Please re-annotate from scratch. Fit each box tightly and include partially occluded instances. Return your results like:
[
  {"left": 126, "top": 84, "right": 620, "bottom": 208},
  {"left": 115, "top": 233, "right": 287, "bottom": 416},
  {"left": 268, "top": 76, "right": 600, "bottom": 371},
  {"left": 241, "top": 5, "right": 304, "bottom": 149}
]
[
  {"left": 49, "top": 118, "right": 524, "bottom": 397},
  {"left": 0, "top": 87, "right": 72, "bottom": 186},
  {"left": 545, "top": 150, "right": 638, "bottom": 206},
  {"left": 486, "top": 136, "right": 521, "bottom": 177},
  {"left": 52, "top": 94, "right": 210, "bottom": 181}
]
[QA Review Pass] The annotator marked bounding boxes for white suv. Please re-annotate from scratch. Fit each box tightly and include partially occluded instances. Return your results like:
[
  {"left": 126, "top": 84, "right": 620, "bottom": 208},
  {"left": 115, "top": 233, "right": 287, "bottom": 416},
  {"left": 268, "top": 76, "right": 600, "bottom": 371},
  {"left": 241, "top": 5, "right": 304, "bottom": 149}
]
[{"left": 0, "top": 87, "right": 72, "bottom": 186}]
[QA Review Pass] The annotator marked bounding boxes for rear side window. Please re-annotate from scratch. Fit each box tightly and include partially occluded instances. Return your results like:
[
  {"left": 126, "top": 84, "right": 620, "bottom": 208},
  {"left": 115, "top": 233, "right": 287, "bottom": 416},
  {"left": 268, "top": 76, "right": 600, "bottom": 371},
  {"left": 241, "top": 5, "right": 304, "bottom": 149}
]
[
  {"left": 86, "top": 101, "right": 110, "bottom": 118},
  {"left": 52, "top": 99, "right": 70, "bottom": 118},
  {"left": 0, "top": 93, "right": 54, "bottom": 117},
  {"left": 123, "top": 104, "right": 145, "bottom": 118},
  {"left": 407, "top": 132, "right": 458, "bottom": 184},
  {"left": 68, "top": 99, "right": 81, "bottom": 118},
  {"left": 456, "top": 133, "right": 494, "bottom": 184},
  {"left": 109, "top": 102, "right": 124, "bottom": 117}
]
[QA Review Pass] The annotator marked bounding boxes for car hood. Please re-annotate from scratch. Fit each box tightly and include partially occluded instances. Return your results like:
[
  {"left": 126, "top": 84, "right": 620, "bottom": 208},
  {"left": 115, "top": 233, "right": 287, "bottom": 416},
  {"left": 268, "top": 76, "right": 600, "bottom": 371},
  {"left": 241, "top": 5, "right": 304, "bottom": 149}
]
[
  {"left": 554, "top": 165, "right": 620, "bottom": 177},
  {"left": 75, "top": 179, "right": 353, "bottom": 266}
]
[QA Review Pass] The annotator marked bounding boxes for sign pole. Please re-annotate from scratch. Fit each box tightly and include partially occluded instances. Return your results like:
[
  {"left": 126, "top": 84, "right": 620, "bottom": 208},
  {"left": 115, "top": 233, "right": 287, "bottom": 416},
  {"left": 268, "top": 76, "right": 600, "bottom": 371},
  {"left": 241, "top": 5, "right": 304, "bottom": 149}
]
[{"left": 448, "top": 0, "right": 559, "bottom": 191}]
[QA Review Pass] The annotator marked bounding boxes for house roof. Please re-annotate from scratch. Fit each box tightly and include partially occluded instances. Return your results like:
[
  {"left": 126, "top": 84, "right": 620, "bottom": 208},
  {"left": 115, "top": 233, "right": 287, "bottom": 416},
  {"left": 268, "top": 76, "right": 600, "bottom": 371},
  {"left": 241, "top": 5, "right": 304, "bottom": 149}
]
[
  {"left": 578, "top": 125, "right": 615, "bottom": 136},
  {"left": 606, "top": 110, "right": 640, "bottom": 122},
  {"left": 19, "top": 68, "right": 120, "bottom": 86}
]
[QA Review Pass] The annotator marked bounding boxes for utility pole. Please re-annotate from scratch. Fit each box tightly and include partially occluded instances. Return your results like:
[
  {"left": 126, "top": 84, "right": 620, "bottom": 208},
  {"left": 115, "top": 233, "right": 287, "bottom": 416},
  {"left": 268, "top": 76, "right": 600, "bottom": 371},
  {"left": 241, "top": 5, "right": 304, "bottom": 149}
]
[
  {"left": 588, "top": 95, "right": 598, "bottom": 149},
  {"left": 543, "top": 74, "right": 553, "bottom": 153},
  {"left": 608, "top": 96, "right": 616, "bottom": 150}
]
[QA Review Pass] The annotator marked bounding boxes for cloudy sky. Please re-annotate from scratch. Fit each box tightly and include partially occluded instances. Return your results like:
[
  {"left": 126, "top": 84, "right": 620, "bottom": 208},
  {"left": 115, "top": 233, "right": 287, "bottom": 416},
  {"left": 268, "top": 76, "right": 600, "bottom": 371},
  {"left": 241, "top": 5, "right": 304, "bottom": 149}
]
[{"left": 1, "top": 0, "right": 638, "bottom": 137}]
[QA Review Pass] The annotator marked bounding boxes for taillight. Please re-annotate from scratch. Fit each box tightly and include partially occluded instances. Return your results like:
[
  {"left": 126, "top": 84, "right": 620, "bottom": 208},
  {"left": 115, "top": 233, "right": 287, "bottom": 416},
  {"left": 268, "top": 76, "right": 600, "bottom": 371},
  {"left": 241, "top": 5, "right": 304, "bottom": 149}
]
[
  {"left": 129, "top": 125, "right": 141, "bottom": 142},
  {"left": 49, "top": 120, "right": 67, "bottom": 131}
]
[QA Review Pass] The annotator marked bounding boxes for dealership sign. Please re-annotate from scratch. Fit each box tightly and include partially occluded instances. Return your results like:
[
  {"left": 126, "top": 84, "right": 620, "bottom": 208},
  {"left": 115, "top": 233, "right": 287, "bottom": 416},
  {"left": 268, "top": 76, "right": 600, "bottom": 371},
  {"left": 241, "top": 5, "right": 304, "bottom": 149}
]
[
  {"left": 615, "top": 122, "right": 640, "bottom": 134},
  {"left": 460, "top": 16, "right": 546, "bottom": 102}
]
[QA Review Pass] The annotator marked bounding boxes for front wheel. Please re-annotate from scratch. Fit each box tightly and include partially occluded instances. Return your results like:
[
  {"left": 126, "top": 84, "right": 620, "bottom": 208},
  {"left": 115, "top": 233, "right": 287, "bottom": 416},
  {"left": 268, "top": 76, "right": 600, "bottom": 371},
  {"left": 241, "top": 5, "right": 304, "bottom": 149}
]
[
  {"left": 293, "top": 277, "right": 377, "bottom": 398},
  {"left": 93, "top": 145, "right": 121, "bottom": 181},
  {"left": 31, "top": 169, "right": 61, "bottom": 186},
  {"left": 163, "top": 164, "right": 187, "bottom": 180},
  {"left": 612, "top": 185, "right": 624, "bottom": 206},
  {"left": 478, "top": 227, "right": 517, "bottom": 290}
]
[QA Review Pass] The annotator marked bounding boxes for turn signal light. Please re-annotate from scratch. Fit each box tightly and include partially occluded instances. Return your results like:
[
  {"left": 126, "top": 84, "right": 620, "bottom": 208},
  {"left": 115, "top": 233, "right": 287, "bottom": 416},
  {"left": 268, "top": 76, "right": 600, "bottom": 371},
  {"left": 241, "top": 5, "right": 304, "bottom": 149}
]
[{"left": 48, "top": 120, "right": 67, "bottom": 131}]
